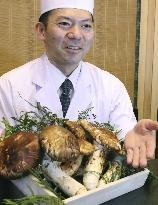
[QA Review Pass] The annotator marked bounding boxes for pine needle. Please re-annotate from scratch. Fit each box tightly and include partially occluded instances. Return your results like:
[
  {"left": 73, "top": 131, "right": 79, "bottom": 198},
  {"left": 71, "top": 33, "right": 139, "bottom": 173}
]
[
  {"left": 1, "top": 102, "right": 66, "bottom": 139},
  {"left": 2, "top": 195, "right": 64, "bottom": 205},
  {"left": 29, "top": 166, "right": 65, "bottom": 200}
]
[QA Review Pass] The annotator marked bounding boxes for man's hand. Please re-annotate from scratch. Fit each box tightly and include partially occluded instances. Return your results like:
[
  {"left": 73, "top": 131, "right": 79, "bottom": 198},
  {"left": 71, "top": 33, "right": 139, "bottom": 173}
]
[{"left": 124, "top": 119, "right": 158, "bottom": 168}]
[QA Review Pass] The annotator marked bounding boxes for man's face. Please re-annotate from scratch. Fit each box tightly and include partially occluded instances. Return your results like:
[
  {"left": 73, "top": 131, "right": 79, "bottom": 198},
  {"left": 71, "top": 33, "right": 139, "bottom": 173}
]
[{"left": 38, "top": 8, "right": 94, "bottom": 69}]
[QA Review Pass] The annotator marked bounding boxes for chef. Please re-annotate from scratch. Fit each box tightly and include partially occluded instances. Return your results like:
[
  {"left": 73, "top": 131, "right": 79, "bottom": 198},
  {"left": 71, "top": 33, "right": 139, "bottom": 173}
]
[{"left": 0, "top": 0, "right": 157, "bottom": 168}]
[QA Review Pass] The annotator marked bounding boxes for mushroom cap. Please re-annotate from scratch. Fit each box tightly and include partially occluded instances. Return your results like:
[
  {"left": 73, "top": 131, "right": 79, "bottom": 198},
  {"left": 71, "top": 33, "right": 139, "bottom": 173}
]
[
  {"left": 0, "top": 131, "right": 41, "bottom": 179},
  {"left": 64, "top": 120, "right": 95, "bottom": 155},
  {"left": 79, "top": 119, "right": 121, "bottom": 151},
  {"left": 64, "top": 120, "right": 87, "bottom": 140},
  {"left": 39, "top": 125, "right": 80, "bottom": 162}
]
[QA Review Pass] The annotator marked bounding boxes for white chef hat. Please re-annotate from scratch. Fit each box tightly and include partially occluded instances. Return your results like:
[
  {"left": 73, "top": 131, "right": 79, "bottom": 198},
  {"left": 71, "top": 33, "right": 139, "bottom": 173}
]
[{"left": 40, "top": 0, "right": 94, "bottom": 16}]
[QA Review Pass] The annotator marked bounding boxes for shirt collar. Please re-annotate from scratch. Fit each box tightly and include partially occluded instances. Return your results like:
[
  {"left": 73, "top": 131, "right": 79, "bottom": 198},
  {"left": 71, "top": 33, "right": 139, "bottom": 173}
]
[{"left": 45, "top": 54, "right": 82, "bottom": 91}]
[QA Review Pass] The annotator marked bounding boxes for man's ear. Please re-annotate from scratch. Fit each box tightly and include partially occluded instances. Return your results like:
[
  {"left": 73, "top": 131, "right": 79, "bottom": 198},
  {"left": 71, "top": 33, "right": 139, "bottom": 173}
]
[{"left": 35, "top": 22, "right": 46, "bottom": 40}]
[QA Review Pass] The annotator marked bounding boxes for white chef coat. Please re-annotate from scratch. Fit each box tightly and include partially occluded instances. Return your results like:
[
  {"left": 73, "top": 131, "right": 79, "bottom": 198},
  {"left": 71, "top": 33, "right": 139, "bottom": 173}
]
[{"left": 0, "top": 53, "right": 136, "bottom": 139}]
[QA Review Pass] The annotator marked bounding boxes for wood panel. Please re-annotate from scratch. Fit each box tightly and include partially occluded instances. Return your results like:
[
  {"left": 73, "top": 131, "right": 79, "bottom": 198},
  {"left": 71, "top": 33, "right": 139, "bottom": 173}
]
[
  {"left": 151, "top": 1, "right": 158, "bottom": 120},
  {"left": 0, "top": 0, "right": 43, "bottom": 75},
  {"left": 138, "top": 0, "right": 158, "bottom": 120}
]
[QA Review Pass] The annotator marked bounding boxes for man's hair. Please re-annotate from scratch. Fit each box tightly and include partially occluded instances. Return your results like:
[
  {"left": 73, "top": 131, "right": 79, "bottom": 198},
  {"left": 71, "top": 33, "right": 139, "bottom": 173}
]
[
  {"left": 39, "top": 10, "right": 52, "bottom": 28},
  {"left": 39, "top": 10, "right": 94, "bottom": 28}
]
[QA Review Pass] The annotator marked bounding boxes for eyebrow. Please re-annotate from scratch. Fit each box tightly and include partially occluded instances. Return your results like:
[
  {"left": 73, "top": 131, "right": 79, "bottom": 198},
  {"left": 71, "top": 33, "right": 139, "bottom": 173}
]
[{"left": 57, "top": 16, "right": 93, "bottom": 22}]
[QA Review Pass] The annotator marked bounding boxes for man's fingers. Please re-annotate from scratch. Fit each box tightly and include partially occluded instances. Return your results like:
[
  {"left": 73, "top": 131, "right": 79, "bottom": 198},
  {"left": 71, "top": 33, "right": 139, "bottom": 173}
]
[
  {"left": 139, "top": 144, "right": 147, "bottom": 167},
  {"left": 131, "top": 147, "right": 140, "bottom": 168},
  {"left": 139, "top": 119, "right": 158, "bottom": 131},
  {"left": 146, "top": 136, "right": 156, "bottom": 159},
  {"left": 127, "top": 146, "right": 148, "bottom": 168},
  {"left": 126, "top": 148, "right": 134, "bottom": 164},
  {"left": 146, "top": 120, "right": 158, "bottom": 131}
]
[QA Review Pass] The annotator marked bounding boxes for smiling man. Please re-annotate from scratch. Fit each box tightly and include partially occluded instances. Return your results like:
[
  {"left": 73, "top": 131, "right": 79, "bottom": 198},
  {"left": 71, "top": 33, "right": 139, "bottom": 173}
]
[
  {"left": 36, "top": 8, "right": 94, "bottom": 76},
  {"left": 0, "top": 0, "right": 157, "bottom": 168}
]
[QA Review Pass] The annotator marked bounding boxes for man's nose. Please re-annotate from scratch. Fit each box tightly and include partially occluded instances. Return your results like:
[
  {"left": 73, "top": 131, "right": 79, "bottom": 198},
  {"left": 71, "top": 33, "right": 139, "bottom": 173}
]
[{"left": 67, "top": 25, "right": 82, "bottom": 40}]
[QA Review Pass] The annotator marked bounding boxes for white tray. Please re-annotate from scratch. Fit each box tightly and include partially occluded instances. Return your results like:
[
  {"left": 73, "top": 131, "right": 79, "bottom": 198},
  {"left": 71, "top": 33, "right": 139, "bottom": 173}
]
[{"left": 11, "top": 169, "right": 149, "bottom": 205}]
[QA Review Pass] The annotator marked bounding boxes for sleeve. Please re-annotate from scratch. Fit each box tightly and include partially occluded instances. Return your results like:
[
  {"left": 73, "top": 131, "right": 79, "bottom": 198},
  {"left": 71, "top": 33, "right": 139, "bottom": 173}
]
[
  {"left": 108, "top": 80, "right": 137, "bottom": 140},
  {"left": 0, "top": 75, "right": 17, "bottom": 132}
]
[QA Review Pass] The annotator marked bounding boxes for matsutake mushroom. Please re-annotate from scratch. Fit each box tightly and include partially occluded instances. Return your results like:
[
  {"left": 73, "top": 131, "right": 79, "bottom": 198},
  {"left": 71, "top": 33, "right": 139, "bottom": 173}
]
[
  {"left": 65, "top": 120, "right": 96, "bottom": 155},
  {"left": 98, "top": 155, "right": 123, "bottom": 187},
  {"left": 39, "top": 125, "right": 95, "bottom": 162},
  {"left": 61, "top": 155, "right": 83, "bottom": 176},
  {"left": 64, "top": 120, "right": 87, "bottom": 140},
  {"left": 42, "top": 155, "right": 87, "bottom": 197},
  {"left": 83, "top": 149, "right": 106, "bottom": 190},
  {"left": 79, "top": 119, "right": 121, "bottom": 151},
  {"left": 0, "top": 131, "right": 41, "bottom": 179}
]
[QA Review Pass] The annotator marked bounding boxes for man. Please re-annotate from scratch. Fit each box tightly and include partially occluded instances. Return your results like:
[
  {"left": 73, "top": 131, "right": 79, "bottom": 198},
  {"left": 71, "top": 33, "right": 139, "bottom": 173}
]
[{"left": 0, "top": 0, "right": 157, "bottom": 168}]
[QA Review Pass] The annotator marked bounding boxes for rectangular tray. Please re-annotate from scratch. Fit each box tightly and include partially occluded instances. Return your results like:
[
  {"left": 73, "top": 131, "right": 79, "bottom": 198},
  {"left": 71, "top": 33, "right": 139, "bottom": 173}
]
[{"left": 11, "top": 169, "right": 149, "bottom": 205}]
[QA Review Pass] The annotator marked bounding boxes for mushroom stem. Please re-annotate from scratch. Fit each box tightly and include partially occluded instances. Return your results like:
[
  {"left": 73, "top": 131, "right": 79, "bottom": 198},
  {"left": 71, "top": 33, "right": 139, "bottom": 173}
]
[{"left": 42, "top": 156, "right": 87, "bottom": 196}]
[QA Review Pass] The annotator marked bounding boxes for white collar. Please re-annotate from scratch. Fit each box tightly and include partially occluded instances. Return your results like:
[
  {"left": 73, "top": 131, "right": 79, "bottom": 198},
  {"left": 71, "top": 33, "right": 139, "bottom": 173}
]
[{"left": 45, "top": 54, "right": 82, "bottom": 91}]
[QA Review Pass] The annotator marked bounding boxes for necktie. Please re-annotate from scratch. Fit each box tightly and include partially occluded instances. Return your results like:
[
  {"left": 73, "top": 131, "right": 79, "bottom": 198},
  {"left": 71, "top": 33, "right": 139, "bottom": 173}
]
[{"left": 60, "top": 79, "right": 73, "bottom": 118}]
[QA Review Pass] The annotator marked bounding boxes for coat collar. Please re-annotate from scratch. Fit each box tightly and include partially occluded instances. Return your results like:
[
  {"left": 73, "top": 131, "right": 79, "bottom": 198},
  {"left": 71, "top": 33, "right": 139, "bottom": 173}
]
[
  {"left": 32, "top": 54, "right": 93, "bottom": 119},
  {"left": 31, "top": 54, "right": 47, "bottom": 88}
]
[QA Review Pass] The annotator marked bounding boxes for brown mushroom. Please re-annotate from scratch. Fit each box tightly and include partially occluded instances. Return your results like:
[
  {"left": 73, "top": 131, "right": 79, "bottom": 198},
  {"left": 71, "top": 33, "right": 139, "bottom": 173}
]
[
  {"left": 61, "top": 155, "right": 83, "bottom": 176},
  {"left": 0, "top": 131, "right": 41, "bottom": 179},
  {"left": 65, "top": 120, "right": 96, "bottom": 154},
  {"left": 64, "top": 120, "right": 87, "bottom": 140},
  {"left": 39, "top": 125, "right": 95, "bottom": 162},
  {"left": 79, "top": 119, "right": 121, "bottom": 151},
  {"left": 39, "top": 125, "right": 80, "bottom": 162}
]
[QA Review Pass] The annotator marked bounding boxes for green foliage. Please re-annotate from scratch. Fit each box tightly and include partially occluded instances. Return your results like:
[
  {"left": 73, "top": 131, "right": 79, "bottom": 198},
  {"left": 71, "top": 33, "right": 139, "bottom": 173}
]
[
  {"left": 121, "top": 160, "right": 143, "bottom": 178},
  {"left": 2, "top": 195, "right": 64, "bottom": 205},
  {"left": 94, "top": 121, "right": 120, "bottom": 134},
  {"left": 2, "top": 102, "right": 66, "bottom": 140},
  {"left": 78, "top": 107, "right": 121, "bottom": 134},
  {"left": 102, "top": 161, "right": 122, "bottom": 184},
  {"left": 78, "top": 107, "right": 95, "bottom": 120},
  {"left": 30, "top": 165, "right": 65, "bottom": 200}
]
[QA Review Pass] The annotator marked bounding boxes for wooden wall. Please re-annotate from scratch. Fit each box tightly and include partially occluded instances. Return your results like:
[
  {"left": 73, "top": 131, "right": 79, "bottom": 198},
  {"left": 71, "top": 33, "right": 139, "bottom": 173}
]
[
  {"left": 138, "top": 0, "right": 158, "bottom": 120},
  {"left": 0, "top": 0, "right": 137, "bottom": 105},
  {"left": 0, "top": 0, "right": 43, "bottom": 75}
]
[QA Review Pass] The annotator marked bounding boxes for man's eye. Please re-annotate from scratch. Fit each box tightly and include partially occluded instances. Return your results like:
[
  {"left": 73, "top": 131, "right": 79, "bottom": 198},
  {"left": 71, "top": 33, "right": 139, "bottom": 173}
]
[
  {"left": 58, "top": 22, "right": 71, "bottom": 27},
  {"left": 82, "top": 24, "right": 92, "bottom": 29}
]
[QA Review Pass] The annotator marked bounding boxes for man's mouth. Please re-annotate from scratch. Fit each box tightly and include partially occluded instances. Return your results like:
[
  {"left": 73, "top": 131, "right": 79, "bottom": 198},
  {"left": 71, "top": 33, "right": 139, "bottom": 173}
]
[{"left": 66, "top": 46, "right": 82, "bottom": 50}]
